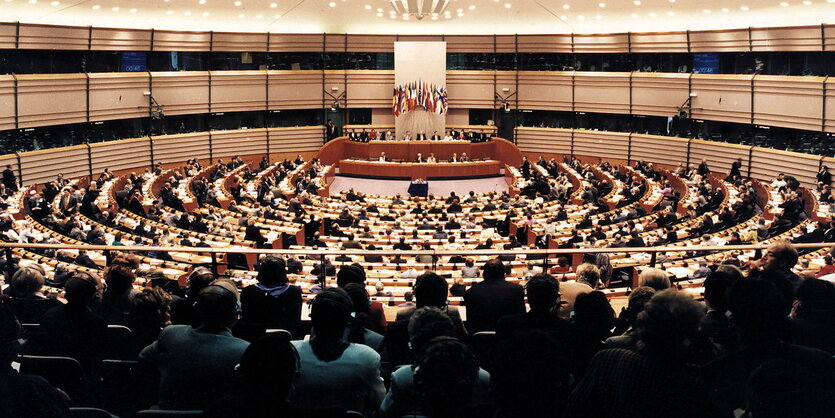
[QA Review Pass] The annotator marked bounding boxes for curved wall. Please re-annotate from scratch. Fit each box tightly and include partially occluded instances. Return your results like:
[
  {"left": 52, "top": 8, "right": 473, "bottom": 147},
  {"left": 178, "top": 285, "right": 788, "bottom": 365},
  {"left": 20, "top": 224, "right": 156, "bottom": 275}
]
[{"left": 1, "top": 71, "right": 833, "bottom": 133}]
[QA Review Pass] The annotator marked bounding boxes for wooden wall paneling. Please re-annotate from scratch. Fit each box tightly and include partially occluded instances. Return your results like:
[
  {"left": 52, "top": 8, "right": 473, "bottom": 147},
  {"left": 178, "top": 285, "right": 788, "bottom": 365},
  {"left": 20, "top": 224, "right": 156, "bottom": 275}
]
[
  {"left": 496, "top": 71, "right": 516, "bottom": 108},
  {"left": 445, "top": 35, "right": 499, "bottom": 53},
  {"left": 19, "top": 145, "right": 89, "bottom": 186},
  {"left": 151, "top": 132, "right": 211, "bottom": 164},
  {"left": 572, "top": 130, "right": 630, "bottom": 160},
  {"left": 513, "top": 127, "right": 572, "bottom": 155},
  {"left": 88, "top": 72, "right": 151, "bottom": 122},
  {"left": 750, "top": 25, "right": 823, "bottom": 52},
  {"left": 152, "top": 30, "right": 212, "bottom": 52},
  {"left": 15, "top": 74, "right": 87, "bottom": 128},
  {"left": 689, "top": 28, "right": 750, "bottom": 52},
  {"left": 516, "top": 71, "right": 573, "bottom": 111},
  {"left": 825, "top": 78, "right": 835, "bottom": 133},
  {"left": 516, "top": 35, "right": 573, "bottom": 53},
  {"left": 688, "top": 139, "right": 751, "bottom": 175},
  {"left": 346, "top": 70, "right": 394, "bottom": 108},
  {"left": 210, "top": 128, "right": 268, "bottom": 159},
  {"left": 0, "top": 23, "right": 16, "bottom": 49},
  {"left": 630, "top": 72, "right": 690, "bottom": 117},
  {"left": 446, "top": 71, "right": 496, "bottom": 109},
  {"left": 150, "top": 71, "right": 210, "bottom": 116},
  {"left": 325, "top": 34, "right": 346, "bottom": 52},
  {"left": 17, "top": 24, "right": 89, "bottom": 50},
  {"left": 269, "top": 126, "right": 324, "bottom": 155},
  {"left": 346, "top": 34, "right": 395, "bottom": 53},
  {"left": 690, "top": 74, "right": 754, "bottom": 124},
  {"left": 209, "top": 71, "right": 267, "bottom": 113},
  {"left": 268, "top": 34, "right": 325, "bottom": 52},
  {"left": 572, "top": 33, "right": 630, "bottom": 53},
  {"left": 212, "top": 32, "right": 268, "bottom": 52},
  {"left": 0, "top": 76, "right": 15, "bottom": 131},
  {"left": 753, "top": 75, "right": 824, "bottom": 131},
  {"left": 90, "top": 138, "right": 151, "bottom": 175},
  {"left": 573, "top": 72, "right": 630, "bottom": 114},
  {"left": 750, "top": 147, "right": 821, "bottom": 187},
  {"left": 268, "top": 71, "right": 323, "bottom": 110},
  {"left": 494, "top": 35, "right": 516, "bottom": 54},
  {"left": 630, "top": 134, "right": 690, "bottom": 167},
  {"left": 629, "top": 31, "right": 689, "bottom": 53},
  {"left": 825, "top": 25, "right": 835, "bottom": 51},
  {"left": 90, "top": 27, "right": 152, "bottom": 51}
]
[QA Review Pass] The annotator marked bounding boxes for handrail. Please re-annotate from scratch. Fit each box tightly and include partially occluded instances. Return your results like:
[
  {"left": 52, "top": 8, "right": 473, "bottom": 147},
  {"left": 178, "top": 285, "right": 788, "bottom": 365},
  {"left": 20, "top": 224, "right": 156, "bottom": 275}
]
[{"left": 1, "top": 241, "right": 831, "bottom": 256}]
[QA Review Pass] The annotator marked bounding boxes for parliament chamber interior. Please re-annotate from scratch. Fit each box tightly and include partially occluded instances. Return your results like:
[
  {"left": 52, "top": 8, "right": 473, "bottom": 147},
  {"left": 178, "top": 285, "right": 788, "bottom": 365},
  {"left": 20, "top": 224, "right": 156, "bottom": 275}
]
[{"left": 1, "top": 0, "right": 835, "bottom": 417}]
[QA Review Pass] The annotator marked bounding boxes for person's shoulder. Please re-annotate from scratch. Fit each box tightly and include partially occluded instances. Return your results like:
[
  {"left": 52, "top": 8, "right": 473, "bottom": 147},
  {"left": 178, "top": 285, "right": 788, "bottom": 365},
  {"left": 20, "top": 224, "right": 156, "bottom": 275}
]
[{"left": 347, "top": 342, "right": 381, "bottom": 361}]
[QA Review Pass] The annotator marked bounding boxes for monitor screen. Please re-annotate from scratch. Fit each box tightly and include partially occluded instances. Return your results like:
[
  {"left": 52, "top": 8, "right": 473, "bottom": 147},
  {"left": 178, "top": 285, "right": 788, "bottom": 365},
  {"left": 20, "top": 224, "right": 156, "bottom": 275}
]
[
  {"left": 120, "top": 52, "right": 148, "bottom": 72},
  {"left": 693, "top": 53, "right": 720, "bottom": 74}
]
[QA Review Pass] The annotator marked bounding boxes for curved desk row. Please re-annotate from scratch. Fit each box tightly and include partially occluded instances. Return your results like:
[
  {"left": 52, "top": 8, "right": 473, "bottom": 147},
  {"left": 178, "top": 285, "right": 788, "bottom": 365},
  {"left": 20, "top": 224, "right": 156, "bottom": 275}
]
[{"left": 337, "top": 160, "right": 502, "bottom": 180}]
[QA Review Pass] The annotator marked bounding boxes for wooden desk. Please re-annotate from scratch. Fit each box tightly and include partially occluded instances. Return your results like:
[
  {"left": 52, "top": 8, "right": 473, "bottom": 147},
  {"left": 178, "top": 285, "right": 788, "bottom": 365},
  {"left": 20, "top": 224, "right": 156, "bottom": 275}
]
[{"left": 338, "top": 160, "right": 502, "bottom": 180}]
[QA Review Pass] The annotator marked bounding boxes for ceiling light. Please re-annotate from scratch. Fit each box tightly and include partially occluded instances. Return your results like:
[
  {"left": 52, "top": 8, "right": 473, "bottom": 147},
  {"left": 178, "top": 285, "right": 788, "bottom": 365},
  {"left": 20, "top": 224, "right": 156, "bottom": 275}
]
[
  {"left": 234, "top": 1, "right": 241, "bottom": 5},
  {"left": 598, "top": 2, "right": 605, "bottom": 7},
  {"left": 28, "top": 0, "right": 36, "bottom": 3},
  {"left": 199, "top": 0, "right": 206, "bottom": 3},
  {"left": 802, "top": 0, "right": 811, "bottom": 4},
  {"left": 563, "top": 4, "right": 569, "bottom": 9},
  {"left": 780, "top": 1, "right": 789, "bottom": 5},
  {"left": 390, "top": 0, "right": 453, "bottom": 20},
  {"left": 633, "top": 0, "right": 640, "bottom": 5},
  {"left": 4, "top": 0, "right": 13, "bottom": 3},
  {"left": 631, "top": 13, "right": 638, "bottom": 17},
  {"left": 328, "top": 1, "right": 336, "bottom": 7},
  {"left": 504, "top": 3, "right": 511, "bottom": 8},
  {"left": 703, "top": 9, "right": 711, "bottom": 13},
  {"left": 740, "top": 5, "right": 749, "bottom": 10},
  {"left": 111, "top": 6, "right": 119, "bottom": 11},
  {"left": 364, "top": 4, "right": 370, "bottom": 9},
  {"left": 50, "top": 0, "right": 58, "bottom": 4},
  {"left": 722, "top": 7, "right": 729, "bottom": 11},
  {"left": 184, "top": 10, "right": 191, "bottom": 15},
  {"left": 130, "top": 7, "right": 137, "bottom": 12},
  {"left": 376, "top": 8, "right": 382, "bottom": 12},
  {"left": 559, "top": 15, "right": 567, "bottom": 19},
  {"left": 669, "top": 0, "right": 675, "bottom": 2},
  {"left": 445, "top": 14, "right": 451, "bottom": 18},
  {"left": 274, "top": 14, "right": 280, "bottom": 17},
  {"left": 402, "top": 14, "right": 409, "bottom": 19},
  {"left": 667, "top": 11, "right": 674, "bottom": 15},
  {"left": 456, "top": 8, "right": 463, "bottom": 12},
  {"left": 92, "top": 4, "right": 100, "bottom": 9},
  {"left": 649, "top": 12, "right": 656, "bottom": 16},
  {"left": 468, "top": 5, "right": 475, "bottom": 10}
]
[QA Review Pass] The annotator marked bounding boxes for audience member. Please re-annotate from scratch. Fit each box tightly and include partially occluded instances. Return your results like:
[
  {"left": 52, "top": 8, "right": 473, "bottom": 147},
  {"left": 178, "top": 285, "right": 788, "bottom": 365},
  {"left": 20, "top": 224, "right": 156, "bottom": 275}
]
[
  {"left": 238, "top": 256, "right": 302, "bottom": 340},
  {"left": 463, "top": 258, "right": 525, "bottom": 333},
  {"left": 6, "top": 265, "right": 61, "bottom": 324}
]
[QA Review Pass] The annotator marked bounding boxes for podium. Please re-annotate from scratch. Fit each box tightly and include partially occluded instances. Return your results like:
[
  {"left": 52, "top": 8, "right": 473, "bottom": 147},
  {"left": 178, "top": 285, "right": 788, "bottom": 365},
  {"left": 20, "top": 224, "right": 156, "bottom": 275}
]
[{"left": 408, "top": 181, "right": 429, "bottom": 197}]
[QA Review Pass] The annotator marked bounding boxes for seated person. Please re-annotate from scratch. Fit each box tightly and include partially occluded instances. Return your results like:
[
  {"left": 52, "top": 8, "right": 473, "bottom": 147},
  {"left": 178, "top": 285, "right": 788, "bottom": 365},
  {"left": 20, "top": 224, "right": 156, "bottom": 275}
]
[
  {"left": 139, "top": 280, "right": 250, "bottom": 410},
  {"left": 290, "top": 288, "right": 385, "bottom": 414},
  {"left": 239, "top": 256, "right": 303, "bottom": 340},
  {"left": 6, "top": 265, "right": 62, "bottom": 324}
]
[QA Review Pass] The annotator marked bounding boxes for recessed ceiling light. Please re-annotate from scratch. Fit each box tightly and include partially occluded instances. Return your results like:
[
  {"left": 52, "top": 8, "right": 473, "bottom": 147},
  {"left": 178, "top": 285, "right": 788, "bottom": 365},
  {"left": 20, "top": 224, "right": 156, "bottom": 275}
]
[
  {"left": 740, "top": 5, "right": 749, "bottom": 10},
  {"left": 364, "top": 4, "right": 370, "bottom": 9},
  {"left": 722, "top": 7, "right": 729, "bottom": 11},
  {"left": 703, "top": 9, "right": 711, "bottom": 13},
  {"left": 598, "top": 2, "right": 605, "bottom": 7},
  {"left": 669, "top": 0, "right": 675, "bottom": 2},
  {"left": 4, "top": 0, "right": 13, "bottom": 3},
  {"left": 780, "top": 1, "right": 789, "bottom": 5},
  {"left": 185, "top": 10, "right": 192, "bottom": 15},
  {"left": 827, "top": 0, "right": 834, "bottom": 3},
  {"left": 130, "top": 8, "right": 137, "bottom": 12},
  {"left": 633, "top": 0, "right": 640, "bottom": 5},
  {"left": 563, "top": 4, "right": 569, "bottom": 9},
  {"left": 199, "top": 0, "right": 206, "bottom": 4},
  {"left": 92, "top": 4, "right": 100, "bottom": 9},
  {"left": 50, "top": 0, "right": 59, "bottom": 5},
  {"left": 504, "top": 3, "right": 511, "bottom": 8},
  {"left": 112, "top": 6, "right": 119, "bottom": 11},
  {"left": 468, "top": 5, "right": 475, "bottom": 10},
  {"left": 457, "top": 8, "right": 463, "bottom": 12},
  {"left": 28, "top": 0, "right": 36, "bottom": 3},
  {"left": 328, "top": 1, "right": 336, "bottom": 6},
  {"left": 802, "top": 0, "right": 811, "bottom": 4}
]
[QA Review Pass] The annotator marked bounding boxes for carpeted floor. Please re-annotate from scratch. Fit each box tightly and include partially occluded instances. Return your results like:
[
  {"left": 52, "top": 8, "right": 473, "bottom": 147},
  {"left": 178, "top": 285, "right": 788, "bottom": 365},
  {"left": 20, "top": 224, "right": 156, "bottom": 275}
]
[{"left": 328, "top": 175, "right": 509, "bottom": 197}]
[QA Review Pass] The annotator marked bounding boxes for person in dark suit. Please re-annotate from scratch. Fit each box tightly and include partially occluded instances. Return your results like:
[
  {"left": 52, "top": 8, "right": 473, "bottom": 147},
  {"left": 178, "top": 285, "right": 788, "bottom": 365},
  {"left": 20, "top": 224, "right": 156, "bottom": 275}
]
[
  {"left": 698, "top": 159, "right": 710, "bottom": 176},
  {"left": 244, "top": 218, "right": 268, "bottom": 248},
  {"left": 416, "top": 131, "right": 427, "bottom": 141},
  {"left": 239, "top": 256, "right": 303, "bottom": 339},
  {"left": 817, "top": 165, "right": 832, "bottom": 189},
  {"left": 463, "top": 258, "right": 525, "bottom": 334},
  {"left": 700, "top": 271, "right": 737, "bottom": 351},
  {"left": 430, "top": 131, "right": 441, "bottom": 141},
  {"left": 496, "top": 274, "right": 569, "bottom": 342},
  {"left": 2, "top": 165, "right": 17, "bottom": 192},
  {"left": 626, "top": 232, "right": 646, "bottom": 248}
]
